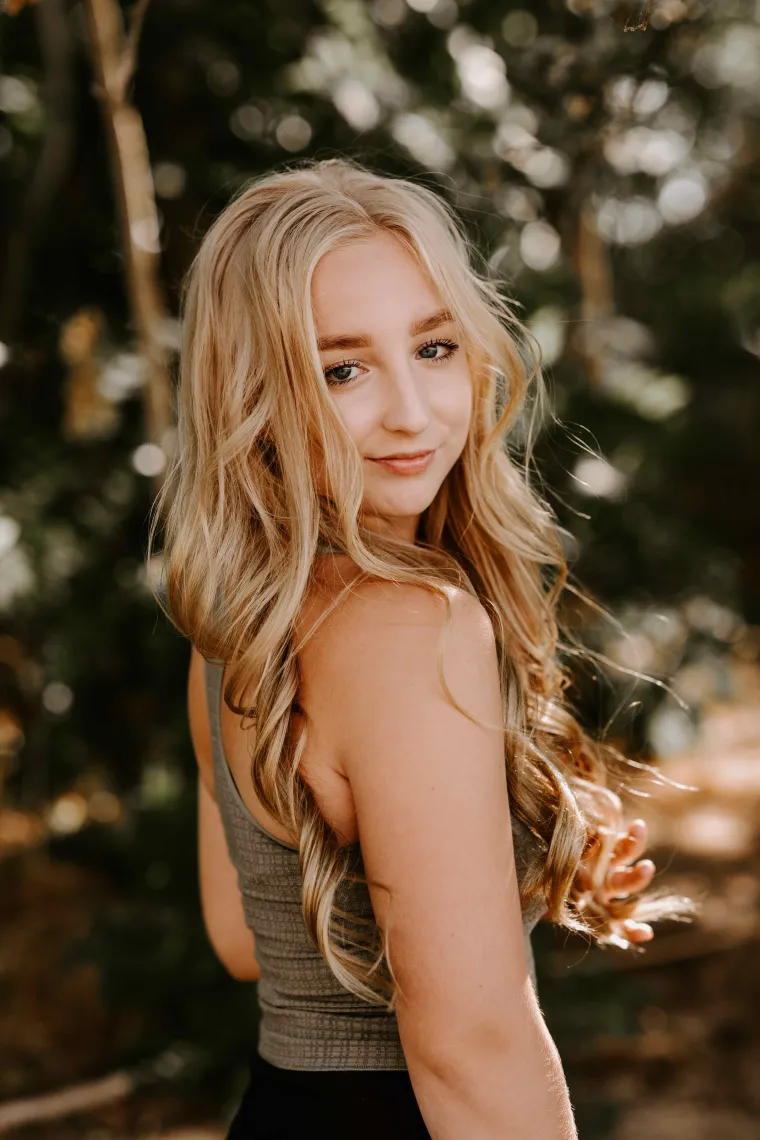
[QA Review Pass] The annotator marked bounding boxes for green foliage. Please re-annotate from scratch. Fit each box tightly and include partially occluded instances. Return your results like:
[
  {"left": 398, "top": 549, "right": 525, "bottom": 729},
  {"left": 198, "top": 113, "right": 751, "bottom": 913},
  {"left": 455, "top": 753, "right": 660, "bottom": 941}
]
[{"left": 1, "top": 0, "right": 759, "bottom": 1129}]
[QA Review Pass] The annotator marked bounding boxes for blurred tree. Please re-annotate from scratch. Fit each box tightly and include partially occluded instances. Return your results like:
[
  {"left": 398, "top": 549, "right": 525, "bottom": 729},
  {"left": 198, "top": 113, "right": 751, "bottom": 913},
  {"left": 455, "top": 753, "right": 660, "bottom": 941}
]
[
  {"left": 82, "top": 0, "right": 174, "bottom": 485},
  {"left": 1, "top": 0, "right": 758, "bottom": 1132}
]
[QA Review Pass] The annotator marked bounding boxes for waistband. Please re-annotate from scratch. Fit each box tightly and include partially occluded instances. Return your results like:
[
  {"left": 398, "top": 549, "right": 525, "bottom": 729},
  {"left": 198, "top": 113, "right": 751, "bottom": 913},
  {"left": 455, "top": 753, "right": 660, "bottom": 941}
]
[{"left": 257, "top": 1005, "right": 408, "bottom": 1071}]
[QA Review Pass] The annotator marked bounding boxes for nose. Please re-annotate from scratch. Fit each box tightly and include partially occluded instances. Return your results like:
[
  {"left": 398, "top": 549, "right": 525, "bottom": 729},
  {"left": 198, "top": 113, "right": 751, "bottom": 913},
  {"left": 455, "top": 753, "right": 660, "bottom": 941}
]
[{"left": 381, "top": 357, "right": 431, "bottom": 435}]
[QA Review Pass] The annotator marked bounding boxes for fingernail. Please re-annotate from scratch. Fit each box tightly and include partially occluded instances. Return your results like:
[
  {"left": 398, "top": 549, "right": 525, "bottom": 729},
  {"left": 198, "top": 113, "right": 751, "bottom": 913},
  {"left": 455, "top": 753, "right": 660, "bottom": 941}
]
[{"left": 630, "top": 819, "right": 646, "bottom": 837}]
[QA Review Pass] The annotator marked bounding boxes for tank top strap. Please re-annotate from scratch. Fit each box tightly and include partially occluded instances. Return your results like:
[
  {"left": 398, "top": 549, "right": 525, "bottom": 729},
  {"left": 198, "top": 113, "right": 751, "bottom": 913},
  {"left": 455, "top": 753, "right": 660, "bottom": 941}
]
[{"left": 202, "top": 656, "right": 226, "bottom": 770}]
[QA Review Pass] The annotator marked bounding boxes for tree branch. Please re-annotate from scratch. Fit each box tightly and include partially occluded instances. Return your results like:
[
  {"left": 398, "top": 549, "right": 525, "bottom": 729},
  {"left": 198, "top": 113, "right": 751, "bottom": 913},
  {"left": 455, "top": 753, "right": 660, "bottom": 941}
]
[
  {"left": 567, "top": 202, "right": 615, "bottom": 389},
  {"left": 625, "top": 0, "right": 655, "bottom": 32},
  {"left": 83, "top": 0, "right": 174, "bottom": 494},
  {"left": 115, "top": 0, "right": 153, "bottom": 102}
]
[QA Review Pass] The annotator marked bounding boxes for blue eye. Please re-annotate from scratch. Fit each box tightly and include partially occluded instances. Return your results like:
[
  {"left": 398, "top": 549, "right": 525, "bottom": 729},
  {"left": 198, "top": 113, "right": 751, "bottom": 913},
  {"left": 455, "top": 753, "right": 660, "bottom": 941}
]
[
  {"left": 324, "top": 360, "right": 363, "bottom": 386},
  {"left": 417, "top": 338, "right": 458, "bottom": 362},
  {"left": 323, "top": 339, "right": 459, "bottom": 388}
]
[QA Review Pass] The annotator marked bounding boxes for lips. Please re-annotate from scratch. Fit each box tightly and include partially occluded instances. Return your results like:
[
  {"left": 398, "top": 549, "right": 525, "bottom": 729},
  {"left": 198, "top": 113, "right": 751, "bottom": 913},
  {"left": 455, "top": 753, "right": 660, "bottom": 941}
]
[
  {"left": 368, "top": 449, "right": 437, "bottom": 475},
  {"left": 373, "top": 450, "right": 432, "bottom": 460}
]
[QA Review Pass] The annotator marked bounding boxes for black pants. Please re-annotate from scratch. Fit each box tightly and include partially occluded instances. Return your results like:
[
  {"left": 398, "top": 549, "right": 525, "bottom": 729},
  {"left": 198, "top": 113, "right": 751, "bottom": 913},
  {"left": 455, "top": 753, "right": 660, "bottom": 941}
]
[{"left": 226, "top": 1049, "right": 431, "bottom": 1139}]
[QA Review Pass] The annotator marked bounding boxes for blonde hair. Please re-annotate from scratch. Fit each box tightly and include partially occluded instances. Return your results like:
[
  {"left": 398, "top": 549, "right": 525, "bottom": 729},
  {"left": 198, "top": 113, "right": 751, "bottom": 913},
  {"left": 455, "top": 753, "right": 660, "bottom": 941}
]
[{"left": 149, "top": 157, "right": 694, "bottom": 1007}]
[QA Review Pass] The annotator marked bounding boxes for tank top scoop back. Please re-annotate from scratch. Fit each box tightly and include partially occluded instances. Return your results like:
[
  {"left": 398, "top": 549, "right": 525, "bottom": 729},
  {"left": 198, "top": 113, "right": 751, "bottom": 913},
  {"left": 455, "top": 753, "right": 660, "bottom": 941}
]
[{"left": 204, "top": 546, "right": 548, "bottom": 1071}]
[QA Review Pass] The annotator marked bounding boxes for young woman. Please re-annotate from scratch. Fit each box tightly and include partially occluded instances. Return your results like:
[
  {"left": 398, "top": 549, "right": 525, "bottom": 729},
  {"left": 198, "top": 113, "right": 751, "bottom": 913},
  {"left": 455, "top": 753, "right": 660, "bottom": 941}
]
[{"left": 151, "top": 158, "right": 693, "bottom": 1139}]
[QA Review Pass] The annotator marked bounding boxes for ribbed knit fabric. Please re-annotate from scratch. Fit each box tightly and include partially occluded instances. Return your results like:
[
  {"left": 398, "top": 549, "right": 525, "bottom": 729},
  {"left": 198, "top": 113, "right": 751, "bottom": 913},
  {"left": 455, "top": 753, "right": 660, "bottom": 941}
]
[{"left": 205, "top": 554, "right": 547, "bottom": 1071}]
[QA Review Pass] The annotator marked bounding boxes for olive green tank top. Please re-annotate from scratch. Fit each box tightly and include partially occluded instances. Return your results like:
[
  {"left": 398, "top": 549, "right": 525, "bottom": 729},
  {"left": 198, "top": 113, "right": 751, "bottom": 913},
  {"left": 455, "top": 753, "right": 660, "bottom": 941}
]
[{"left": 204, "top": 555, "right": 547, "bottom": 1070}]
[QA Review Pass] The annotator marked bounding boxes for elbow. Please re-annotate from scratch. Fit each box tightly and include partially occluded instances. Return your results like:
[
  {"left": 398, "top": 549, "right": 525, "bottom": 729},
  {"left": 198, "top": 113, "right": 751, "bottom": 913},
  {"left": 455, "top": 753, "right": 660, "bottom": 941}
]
[
  {"left": 406, "top": 1003, "right": 545, "bottom": 1086},
  {"left": 206, "top": 931, "right": 261, "bottom": 982},
  {"left": 223, "top": 954, "right": 262, "bottom": 983},
  {"left": 416, "top": 1024, "right": 514, "bottom": 1086},
  {"left": 401, "top": 1005, "right": 576, "bottom": 1138}
]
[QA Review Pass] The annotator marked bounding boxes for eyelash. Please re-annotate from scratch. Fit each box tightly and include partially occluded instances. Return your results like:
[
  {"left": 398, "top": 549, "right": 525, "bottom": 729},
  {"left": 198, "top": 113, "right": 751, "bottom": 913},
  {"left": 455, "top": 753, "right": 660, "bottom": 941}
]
[{"left": 324, "top": 338, "right": 460, "bottom": 387}]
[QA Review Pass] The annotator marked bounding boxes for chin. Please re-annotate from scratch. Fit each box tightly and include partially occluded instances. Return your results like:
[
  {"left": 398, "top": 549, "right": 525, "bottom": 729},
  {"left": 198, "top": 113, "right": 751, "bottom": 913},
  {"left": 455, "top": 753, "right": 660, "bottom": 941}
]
[{"left": 367, "top": 493, "right": 440, "bottom": 521}]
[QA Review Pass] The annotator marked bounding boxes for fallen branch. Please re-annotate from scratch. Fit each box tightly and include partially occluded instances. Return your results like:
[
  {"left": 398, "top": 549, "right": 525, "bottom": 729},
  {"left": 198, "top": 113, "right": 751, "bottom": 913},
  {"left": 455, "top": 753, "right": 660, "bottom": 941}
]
[{"left": 0, "top": 1069, "right": 133, "bottom": 1132}]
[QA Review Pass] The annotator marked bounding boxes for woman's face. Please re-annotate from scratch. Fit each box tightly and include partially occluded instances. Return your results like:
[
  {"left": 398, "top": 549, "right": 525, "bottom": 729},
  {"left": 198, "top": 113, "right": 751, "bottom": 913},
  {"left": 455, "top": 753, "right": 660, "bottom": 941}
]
[{"left": 311, "top": 231, "right": 473, "bottom": 544}]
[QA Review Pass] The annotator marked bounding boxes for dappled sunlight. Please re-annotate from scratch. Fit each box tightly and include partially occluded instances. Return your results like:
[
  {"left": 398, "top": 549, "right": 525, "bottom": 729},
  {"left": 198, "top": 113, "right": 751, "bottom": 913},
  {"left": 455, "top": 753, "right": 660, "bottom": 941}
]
[
  {"left": 644, "top": 660, "right": 760, "bottom": 861},
  {"left": 2, "top": 0, "right": 759, "bottom": 1134},
  {"left": 669, "top": 805, "right": 754, "bottom": 860},
  {"left": 0, "top": 807, "right": 45, "bottom": 852},
  {"left": 547, "top": 658, "right": 760, "bottom": 984}
]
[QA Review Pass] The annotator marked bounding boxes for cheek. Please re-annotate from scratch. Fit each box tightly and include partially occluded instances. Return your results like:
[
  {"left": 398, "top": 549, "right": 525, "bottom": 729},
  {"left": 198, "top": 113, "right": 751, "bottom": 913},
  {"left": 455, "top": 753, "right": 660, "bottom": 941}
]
[
  {"left": 438, "top": 368, "right": 473, "bottom": 434},
  {"left": 332, "top": 398, "right": 378, "bottom": 446}
]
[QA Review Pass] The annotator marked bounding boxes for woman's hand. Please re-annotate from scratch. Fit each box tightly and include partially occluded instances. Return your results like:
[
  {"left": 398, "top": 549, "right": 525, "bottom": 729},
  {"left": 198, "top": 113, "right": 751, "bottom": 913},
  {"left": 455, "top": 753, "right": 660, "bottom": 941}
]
[{"left": 577, "top": 818, "right": 656, "bottom": 943}]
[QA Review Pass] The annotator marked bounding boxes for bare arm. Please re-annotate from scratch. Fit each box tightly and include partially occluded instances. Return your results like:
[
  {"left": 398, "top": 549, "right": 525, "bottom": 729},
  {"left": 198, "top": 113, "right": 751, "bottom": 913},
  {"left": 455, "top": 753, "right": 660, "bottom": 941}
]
[
  {"left": 188, "top": 646, "right": 261, "bottom": 982},
  {"left": 321, "top": 583, "right": 577, "bottom": 1140}
]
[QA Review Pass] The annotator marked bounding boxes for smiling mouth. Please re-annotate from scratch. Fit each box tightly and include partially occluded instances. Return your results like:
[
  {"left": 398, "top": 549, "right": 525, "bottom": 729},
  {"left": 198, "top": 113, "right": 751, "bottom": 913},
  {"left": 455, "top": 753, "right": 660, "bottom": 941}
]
[
  {"left": 367, "top": 450, "right": 437, "bottom": 476},
  {"left": 370, "top": 450, "right": 434, "bottom": 460}
]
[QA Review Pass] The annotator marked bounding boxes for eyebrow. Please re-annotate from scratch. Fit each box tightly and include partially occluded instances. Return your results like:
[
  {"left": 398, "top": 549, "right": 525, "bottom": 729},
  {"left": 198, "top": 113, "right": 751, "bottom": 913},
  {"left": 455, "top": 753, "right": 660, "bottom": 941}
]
[{"left": 316, "top": 308, "right": 454, "bottom": 353}]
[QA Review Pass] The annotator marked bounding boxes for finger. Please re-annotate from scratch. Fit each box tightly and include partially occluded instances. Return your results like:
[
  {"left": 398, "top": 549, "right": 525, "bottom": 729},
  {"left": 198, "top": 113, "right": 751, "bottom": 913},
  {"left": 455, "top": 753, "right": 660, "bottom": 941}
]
[
  {"left": 605, "top": 859, "right": 655, "bottom": 899},
  {"left": 580, "top": 853, "right": 656, "bottom": 898},
  {"left": 614, "top": 819, "right": 647, "bottom": 864},
  {"left": 611, "top": 819, "right": 648, "bottom": 867},
  {"left": 622, "top": 919, "right": 654, "bottom": 943}
]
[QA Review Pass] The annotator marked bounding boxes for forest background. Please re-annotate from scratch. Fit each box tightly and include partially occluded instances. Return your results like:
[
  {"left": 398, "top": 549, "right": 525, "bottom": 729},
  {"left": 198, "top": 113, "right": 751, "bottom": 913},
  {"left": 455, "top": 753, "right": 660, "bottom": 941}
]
[{"left": 1, "top": 0, "right": 760, "bottom": 1137}]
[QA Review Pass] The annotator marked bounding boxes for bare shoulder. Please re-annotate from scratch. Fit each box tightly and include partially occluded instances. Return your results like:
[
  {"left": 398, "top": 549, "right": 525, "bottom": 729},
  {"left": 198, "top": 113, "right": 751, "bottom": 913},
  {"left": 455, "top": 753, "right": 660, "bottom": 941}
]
[
  {"left": 302, "top": 564, "right": 495, "bottom": 667},
  {"left": 299, "top": 572, "right": 500, "bottom": 757}
]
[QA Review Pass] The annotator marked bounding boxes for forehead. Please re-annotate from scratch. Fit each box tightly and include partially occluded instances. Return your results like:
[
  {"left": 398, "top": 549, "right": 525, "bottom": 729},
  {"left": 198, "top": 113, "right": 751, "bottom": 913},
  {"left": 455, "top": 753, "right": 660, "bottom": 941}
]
[{"left": 311, "top": 231, "right": 442, "bottom": 333}]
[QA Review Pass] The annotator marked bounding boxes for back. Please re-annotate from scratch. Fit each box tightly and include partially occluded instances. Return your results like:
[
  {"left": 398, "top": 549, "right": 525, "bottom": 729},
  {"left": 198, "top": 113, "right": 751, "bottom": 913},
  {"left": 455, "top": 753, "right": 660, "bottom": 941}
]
[
  {"left": 205, "top": 657, "right": 408, "bottom": 1070},
  {"left": 205, "top": 562, "right": 547, "bottom": 1070}
]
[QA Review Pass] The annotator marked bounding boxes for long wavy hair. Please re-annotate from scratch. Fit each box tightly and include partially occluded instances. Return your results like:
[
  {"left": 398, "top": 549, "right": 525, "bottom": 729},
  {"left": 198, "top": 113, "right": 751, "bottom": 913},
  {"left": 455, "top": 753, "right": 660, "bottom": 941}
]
[{"left": 148, "top": 157, "right": 694, "bottom": 1007}]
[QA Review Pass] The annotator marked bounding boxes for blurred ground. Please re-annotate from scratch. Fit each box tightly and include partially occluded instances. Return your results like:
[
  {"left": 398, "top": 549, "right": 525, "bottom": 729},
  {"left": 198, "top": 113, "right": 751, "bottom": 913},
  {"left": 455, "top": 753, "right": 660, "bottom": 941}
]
[
  {"left": 2, "top": 1, "right": 759, "bottom": 1137},
  {"left": 1, "top": 654, "right": 759, "bottom": 1139}
]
